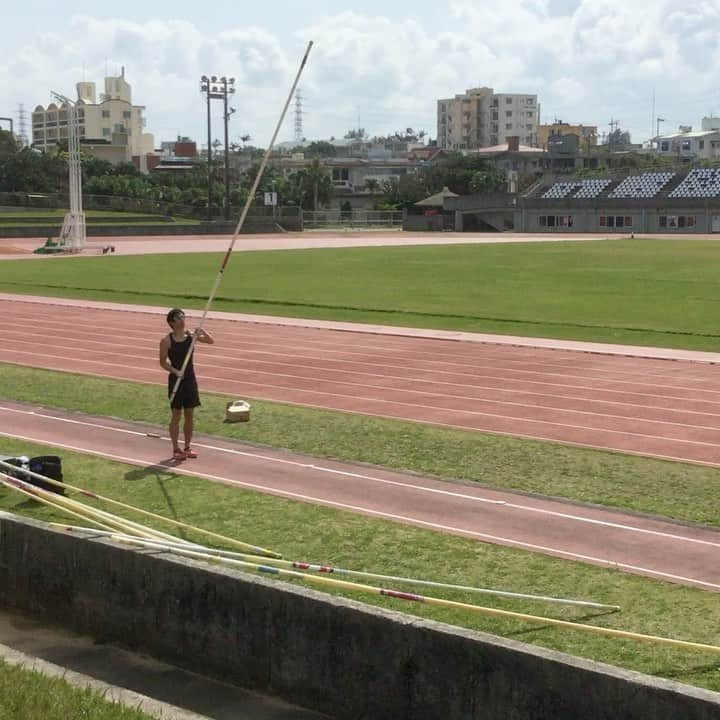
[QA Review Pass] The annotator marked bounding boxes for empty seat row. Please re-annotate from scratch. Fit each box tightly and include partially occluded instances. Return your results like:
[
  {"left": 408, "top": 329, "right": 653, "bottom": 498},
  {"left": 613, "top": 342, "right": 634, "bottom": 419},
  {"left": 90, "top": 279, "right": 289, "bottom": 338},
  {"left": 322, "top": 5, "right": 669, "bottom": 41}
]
[
  {"left": 669, "top": 168, "right": 720, "bottom": 198},
  {"left": 609, "top": 172, "right": 675, "bottom": 199},
  {"left": 542, "top": 179, "right": 612, "bottom": 199}
]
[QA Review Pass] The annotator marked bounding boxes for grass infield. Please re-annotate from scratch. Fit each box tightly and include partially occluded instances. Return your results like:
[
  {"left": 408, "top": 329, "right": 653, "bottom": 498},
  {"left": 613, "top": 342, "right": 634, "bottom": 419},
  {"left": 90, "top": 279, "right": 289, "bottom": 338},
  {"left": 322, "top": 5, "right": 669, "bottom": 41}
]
[
  {"left": 2, "top": 239, "right": 720, "bottom": 348},
  {"left": 1, "top": 363, "right": 719, "bottom": 527},
  {"left": 1, "top": 437, "right": 719, "bottom": 691}
]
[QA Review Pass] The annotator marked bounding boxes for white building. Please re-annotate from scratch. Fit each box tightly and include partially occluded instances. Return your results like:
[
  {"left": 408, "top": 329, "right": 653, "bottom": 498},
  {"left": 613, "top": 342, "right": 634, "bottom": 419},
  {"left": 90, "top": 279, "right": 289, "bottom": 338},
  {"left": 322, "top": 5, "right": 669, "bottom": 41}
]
[
  {"left": 32, "top": 68, "right": 155, "bottom": 167},
  {"left": 437, "top": 87, "right": 539, "bottom": 150},
  {"left": 655, "top": 117, "right": 720, "bottom": 161}
]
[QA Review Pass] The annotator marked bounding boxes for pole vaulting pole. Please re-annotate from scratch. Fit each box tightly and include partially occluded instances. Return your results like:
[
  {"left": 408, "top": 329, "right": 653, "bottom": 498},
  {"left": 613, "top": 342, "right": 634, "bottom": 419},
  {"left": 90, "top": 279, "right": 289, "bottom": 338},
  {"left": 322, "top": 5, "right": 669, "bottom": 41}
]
[
  {"left": 170, "top": 41, "right": 314, "bottom": 405},
  {"left": 0, "top": 459, "right": 280, "bottom": 558},
  {"left": 0, "top": 475, "right": 116, "bottom": 533},
  {"left": 98, "top": 532, "right": 617, "bottom": 610},
  {"left": 97, "top": 535, "right": 720, "bottom": 655}
]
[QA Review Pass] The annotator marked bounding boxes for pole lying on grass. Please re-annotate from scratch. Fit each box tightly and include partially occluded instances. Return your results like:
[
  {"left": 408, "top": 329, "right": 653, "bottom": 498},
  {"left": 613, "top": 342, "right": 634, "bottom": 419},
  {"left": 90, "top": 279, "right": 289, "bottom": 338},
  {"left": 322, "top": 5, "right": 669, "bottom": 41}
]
[
  {"left": 92, "top": 533, "right": 720, "bottom": 656},
  {"left": 0, "top": 474, "right": 116, "bottom": 533},
  {"left": 169, "top": 40, "right": 314, "bottom": 406},
  {"left": 0, "top": 471, "right": 175, "bottom": 542},
  {"left": 0, "top": 459, "right": 280, "bottom": 558},
  {"left": 86, "top": 530, "right": 618, "bottom": 610}
]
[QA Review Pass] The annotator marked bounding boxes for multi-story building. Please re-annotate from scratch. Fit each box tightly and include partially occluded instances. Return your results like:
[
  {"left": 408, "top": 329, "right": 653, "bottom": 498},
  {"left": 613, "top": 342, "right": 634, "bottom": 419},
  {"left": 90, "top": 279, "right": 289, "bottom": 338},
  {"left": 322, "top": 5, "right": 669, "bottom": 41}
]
[
  {"left": 437, "top": 87, "right": 538, "bottom": 150},
  {"left": 32, "top": 68, "right": 155, "bottom": 168},
  {"left": 538, "top": 122, "right": 597, "bottom": 149},
  {"left": 655, "top": 118, "right": 720, "bottom": 161}
]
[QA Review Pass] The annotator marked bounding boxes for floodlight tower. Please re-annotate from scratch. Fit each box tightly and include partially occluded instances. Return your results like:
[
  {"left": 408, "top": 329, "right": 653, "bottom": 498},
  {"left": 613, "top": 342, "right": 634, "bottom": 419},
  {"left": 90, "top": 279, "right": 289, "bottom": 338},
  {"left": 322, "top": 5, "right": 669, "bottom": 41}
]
[{"left": 51, "top": 91, "right": 86, "bottom": 252}]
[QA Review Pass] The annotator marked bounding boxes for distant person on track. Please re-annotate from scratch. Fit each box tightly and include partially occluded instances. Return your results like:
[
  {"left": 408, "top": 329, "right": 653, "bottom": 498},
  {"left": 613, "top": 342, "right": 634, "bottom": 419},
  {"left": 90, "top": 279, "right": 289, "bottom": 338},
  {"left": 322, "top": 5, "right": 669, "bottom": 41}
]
[{"left": 159, "top": 308, "right": 214, "bottom": 461}]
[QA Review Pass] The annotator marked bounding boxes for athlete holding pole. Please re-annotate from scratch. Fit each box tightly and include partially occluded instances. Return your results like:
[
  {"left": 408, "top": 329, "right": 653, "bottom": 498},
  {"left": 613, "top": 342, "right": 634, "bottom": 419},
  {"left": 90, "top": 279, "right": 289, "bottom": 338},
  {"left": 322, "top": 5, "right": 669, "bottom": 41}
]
[{"left": 160, "top": 308, "right": 214, "bottom": 460}]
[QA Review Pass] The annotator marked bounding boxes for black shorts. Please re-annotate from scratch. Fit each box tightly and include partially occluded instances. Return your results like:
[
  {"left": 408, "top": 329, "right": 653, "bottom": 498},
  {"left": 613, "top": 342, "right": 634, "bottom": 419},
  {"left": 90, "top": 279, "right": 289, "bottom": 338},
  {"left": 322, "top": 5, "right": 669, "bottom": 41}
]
[{"left": 168, "top": 374, "right": 201, "bottom": 410}]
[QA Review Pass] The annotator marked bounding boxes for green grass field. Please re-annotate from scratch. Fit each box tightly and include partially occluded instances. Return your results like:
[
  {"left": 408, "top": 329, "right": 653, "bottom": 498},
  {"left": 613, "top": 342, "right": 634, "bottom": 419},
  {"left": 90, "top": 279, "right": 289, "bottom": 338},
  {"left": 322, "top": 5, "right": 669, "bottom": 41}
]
[
  {"left": 3, "top": 364, "right": 719, "bottom": 527},
  {"left": 1, "top": 239, "right": 720, "bottom": 349},
  {"left": 1, "top": 436, "right": 719, "bottom": 691},
  {"left": 0, "top": 659, "right": 152, "bottom": 720}
]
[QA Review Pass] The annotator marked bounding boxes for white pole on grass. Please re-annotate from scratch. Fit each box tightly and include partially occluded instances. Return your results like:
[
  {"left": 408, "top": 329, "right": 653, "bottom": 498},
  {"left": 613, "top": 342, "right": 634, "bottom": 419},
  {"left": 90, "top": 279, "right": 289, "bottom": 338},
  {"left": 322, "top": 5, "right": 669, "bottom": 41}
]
[{"left": 170, "top": 41, "right": 314, "bottom": 405}]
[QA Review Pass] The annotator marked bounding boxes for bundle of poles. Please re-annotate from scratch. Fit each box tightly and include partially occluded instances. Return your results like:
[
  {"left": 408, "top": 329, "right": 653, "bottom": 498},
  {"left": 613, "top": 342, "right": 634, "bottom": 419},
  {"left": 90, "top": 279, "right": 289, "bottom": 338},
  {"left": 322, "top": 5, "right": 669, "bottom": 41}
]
[{"left": 3, "top": 460, "right": 720, "bottom": 656}]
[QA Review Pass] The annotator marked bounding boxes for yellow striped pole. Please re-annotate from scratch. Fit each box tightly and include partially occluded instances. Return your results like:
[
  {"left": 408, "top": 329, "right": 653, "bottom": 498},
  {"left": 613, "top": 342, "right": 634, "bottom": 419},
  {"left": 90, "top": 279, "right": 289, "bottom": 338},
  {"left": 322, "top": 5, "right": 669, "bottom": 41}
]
[
  {"left": 113, "top": 535, "right": 720, "bottom": 655},
  {"left": 98, "top": 531, "right": 618, "bottom": 610},
  {"left": 0, "top": 459, "right": 280, "bottom": 558}
]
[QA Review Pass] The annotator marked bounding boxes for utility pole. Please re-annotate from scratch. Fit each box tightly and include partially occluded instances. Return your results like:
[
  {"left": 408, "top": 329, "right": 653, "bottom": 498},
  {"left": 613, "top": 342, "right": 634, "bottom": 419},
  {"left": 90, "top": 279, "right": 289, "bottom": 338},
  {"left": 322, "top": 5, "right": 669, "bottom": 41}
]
[{"left": 200, "top": 76, "right": 214, "bottom": 221}]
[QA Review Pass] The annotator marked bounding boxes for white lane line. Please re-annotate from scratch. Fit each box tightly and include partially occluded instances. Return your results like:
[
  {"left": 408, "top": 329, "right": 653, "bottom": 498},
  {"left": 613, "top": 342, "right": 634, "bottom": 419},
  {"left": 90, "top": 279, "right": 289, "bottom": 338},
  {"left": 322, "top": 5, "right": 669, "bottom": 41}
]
[
  {"left": 8, "top": 313, "right": 720, "bottom": 406},
  {"left": 1, "top": 405, "right": 719, "bottom": 549},
  {"left": 4, "top": 311, "right": 698, "bottom": 383},
  {"left": 7, "top": 311, "right": 720, "bottom": 395},
  {"left": 3, "top": 348, "right": 720, "bottom": 449},
  {"left": 1, "top": 428, "right": 718, "bottom": 592},
  {"left": 3, "top": 356, "right": 720, "bottom": 469},
  {"left": 7, "top": 334, "right": 720, "bottom": 431}
]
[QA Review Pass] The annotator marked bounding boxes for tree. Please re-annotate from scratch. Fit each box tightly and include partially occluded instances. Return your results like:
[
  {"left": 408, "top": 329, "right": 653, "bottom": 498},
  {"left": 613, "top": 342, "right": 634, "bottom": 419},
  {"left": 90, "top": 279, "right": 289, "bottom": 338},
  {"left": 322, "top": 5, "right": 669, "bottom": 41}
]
[
  {"left": 469, "top": 167, "right": 506, "bottom": 194},
  {"left": 608, "top": 128, "right": 632, "bottom": 147},
  {"left": 284, "top": 159, "right": 333, "bottom": 210},
  {"left": 364, "top": 178, "right": 380, "bottom": 194},
  {"left": 344, "top": 128, "right": 366, "bottom": 140},
  {"left": 423, "top": 154, "right": 504, "bottom": 195},
  {"left": 304, "top": 141, "right": 337, "bottom": 158},
  {"left": 378, "top": 173, "right": 428, "bottom": 209}
]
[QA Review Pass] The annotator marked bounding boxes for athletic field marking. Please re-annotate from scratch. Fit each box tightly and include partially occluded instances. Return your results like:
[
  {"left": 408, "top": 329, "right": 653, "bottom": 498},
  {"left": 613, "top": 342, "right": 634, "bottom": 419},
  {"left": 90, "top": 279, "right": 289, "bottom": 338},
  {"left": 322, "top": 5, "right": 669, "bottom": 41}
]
[
  {"left": 1, "top": 428, "right": 718, "bottom": 592},
  {"left": 2, "top": 405, "right": 719, "bottom": 550}
]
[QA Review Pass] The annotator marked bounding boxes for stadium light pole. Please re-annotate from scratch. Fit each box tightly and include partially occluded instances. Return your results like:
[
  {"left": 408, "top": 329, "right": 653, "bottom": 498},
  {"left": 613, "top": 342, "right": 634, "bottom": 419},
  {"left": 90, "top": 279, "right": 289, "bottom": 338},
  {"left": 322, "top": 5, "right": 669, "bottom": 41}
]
[{"left": 221, "top": 77, "right": 236, "bottom": 221}]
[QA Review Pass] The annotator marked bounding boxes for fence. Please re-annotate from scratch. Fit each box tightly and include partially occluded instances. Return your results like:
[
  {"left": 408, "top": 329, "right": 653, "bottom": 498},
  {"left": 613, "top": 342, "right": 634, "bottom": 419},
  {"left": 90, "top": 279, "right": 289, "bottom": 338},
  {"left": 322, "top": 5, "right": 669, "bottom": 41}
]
[{"left": 303, "top": 209, "right": 405, "bottom": 229}]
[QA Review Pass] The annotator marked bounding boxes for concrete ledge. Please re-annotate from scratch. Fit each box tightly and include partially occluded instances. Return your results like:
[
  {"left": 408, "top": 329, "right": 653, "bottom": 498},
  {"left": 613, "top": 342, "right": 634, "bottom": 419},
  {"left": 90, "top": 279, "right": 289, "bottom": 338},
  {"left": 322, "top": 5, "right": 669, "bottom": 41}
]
[{"left": 1, "top": 513, "right": 719, "bottom": 720}]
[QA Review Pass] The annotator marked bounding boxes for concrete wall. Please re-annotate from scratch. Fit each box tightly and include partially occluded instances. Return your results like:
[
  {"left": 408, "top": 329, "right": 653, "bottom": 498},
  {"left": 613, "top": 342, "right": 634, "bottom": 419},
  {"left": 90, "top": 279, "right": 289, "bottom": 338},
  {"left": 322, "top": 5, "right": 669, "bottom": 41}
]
[
  {"left": 1, "top": 514, "right": 719, "bottom": 720},
  {"left": 520, "top": 207, "right": 720, "bottom": 233}
]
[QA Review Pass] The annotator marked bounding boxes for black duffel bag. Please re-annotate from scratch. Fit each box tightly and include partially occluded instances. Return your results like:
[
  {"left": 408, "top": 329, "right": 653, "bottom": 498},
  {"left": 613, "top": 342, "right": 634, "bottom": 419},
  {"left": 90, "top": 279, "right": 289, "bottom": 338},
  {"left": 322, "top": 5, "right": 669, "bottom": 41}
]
[{"left": 28, "top": 456, "right": 65, "bottom": 495}]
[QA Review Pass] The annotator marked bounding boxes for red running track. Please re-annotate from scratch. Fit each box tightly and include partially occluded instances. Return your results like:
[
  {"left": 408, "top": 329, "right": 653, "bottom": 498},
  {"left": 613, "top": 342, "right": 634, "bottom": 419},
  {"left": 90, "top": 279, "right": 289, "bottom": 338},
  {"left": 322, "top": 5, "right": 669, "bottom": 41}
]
[{"left": 2, "top": 296, "right": 720, "bottom": 466}]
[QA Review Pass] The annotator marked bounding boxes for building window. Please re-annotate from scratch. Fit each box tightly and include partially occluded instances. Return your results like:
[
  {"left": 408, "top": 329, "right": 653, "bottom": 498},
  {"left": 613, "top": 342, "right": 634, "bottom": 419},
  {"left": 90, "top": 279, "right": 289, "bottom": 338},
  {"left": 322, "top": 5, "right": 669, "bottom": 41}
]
[
  {"left": 682, "top": 141, "right": 691, "bottom": 151},
  {"left": 505, "top": 123, "right": 513, "bottom": 130},
  {"left": 506, "top": 111, "right": 512, "bottom": 117},
  {"left": 699, "top": 140, "right": 705, "bottom": 150},
  {"left": 539, "top": 215, "right": 574, "bottom": 228},
  {"left": 659, "top": 215, "right": 694, "bottom": 229},
  {"left": 506, "top": 97, "right": 512, "bottom": 104},
  {"left": 661, "top": 141, "right": 669, "bottom": 151},
  {"left": 123, "top": 110, "right": 131, "bottom": 118},
  {"left": 600, "top": 215, "right": 632, "bottom": 228},
  {"left": 102, "top": 110, "right": 110, "bottom": 118},
  {"left": 102, "top": 127, "right": 111, "bottom": 136}
]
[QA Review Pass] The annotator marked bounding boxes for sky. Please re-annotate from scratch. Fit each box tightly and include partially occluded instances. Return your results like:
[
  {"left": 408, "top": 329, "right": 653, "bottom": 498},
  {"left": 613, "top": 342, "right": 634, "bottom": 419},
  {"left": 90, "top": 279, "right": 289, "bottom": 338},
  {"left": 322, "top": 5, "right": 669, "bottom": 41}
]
[{"left": 3, "top": 0, "right": 720, "bottom": 148}]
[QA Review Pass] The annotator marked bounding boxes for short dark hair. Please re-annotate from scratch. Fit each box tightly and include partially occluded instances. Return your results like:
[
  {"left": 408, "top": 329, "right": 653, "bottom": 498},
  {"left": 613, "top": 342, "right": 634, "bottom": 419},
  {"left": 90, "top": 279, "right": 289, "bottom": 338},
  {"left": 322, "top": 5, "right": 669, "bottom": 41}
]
[{"left": 166, "top": 308, "right": 185, "bottom": 326}]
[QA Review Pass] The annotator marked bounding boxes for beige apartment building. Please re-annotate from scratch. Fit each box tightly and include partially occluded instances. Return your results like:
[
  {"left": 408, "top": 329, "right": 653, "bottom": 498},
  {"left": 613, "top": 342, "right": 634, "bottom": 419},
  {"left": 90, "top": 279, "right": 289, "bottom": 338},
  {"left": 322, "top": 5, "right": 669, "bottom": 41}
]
[
  {"left": 32, "top": 69, "right": 154, "bottom": 166},
  {"left": 437, "top": 87, "right": 538, "bottom": 150}
]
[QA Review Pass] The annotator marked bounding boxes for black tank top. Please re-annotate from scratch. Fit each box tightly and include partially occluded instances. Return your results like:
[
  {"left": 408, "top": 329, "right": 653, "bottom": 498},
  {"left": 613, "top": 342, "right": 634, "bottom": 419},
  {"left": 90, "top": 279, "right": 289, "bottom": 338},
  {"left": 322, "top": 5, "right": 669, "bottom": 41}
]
[{"left": 168, "top": 333, "right": 196, "bottom": 379}]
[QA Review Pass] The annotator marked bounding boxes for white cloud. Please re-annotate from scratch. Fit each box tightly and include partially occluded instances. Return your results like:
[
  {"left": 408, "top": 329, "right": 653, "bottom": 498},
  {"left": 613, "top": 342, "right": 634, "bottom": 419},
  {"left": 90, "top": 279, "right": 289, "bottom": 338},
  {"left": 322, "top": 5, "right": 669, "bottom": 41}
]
[{"left": 3, "top": 3, "right": 720, "bottom": 147}]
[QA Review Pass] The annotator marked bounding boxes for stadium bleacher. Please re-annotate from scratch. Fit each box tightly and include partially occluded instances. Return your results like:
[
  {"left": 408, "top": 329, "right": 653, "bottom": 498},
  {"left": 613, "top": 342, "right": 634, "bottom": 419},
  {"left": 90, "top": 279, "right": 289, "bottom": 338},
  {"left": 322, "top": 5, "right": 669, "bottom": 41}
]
[
  {"left": 669, "top": 168, "right": 720, "bottom": 198},
  {"left": 609, "top": 172, "right": 675, "bottom": 199},
  {"left": 542, "top": 179, "right": 612, "bottom": 199}
]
